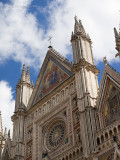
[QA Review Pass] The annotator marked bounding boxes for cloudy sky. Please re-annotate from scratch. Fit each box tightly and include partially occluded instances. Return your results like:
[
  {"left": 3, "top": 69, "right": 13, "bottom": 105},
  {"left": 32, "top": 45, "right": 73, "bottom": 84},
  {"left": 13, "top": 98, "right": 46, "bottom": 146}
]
[{"left": 0, "top": 0, "right": 120, "bottom": 136}]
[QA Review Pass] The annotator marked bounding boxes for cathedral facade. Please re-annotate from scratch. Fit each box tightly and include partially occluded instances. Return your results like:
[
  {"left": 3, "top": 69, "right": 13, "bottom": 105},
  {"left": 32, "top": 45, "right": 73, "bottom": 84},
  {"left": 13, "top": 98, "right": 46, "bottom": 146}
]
[{"left": 1, "top": 17, "right": 120, "bottom": 160}]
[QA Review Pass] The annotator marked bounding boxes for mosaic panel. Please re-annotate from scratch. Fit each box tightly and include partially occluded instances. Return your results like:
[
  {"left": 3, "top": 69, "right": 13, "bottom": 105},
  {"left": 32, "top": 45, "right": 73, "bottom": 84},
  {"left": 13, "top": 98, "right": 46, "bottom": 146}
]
[
  {"left": 35, "top": 59, "right": 69, "bottom": 103},
  {"left": 104, "top": 85, "right": 120, "bottom": 126}
]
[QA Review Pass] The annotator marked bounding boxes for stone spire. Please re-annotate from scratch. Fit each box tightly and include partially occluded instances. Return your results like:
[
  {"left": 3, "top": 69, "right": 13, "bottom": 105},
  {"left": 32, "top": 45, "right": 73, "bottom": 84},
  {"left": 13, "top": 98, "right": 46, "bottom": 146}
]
[
  {"left": 114, "top": 27, "right": 120, "bottom": 57},
  {"left": 74, "top": 16, "right": 86, "bottom": 35},
  {"left": 0, "top": 111, "right": 3, "bottom": 136},
  {"left": 26, "top": 66, "right": 31, "bottom": 84},
  {"left": 21, "top": 64, "right": 26, "bottom": 81},
  {"left": 71, "top": 16, "right": 93, "bottom": 64},
  {"left": 71, "top": 17, "right": 99, "bottom": 156}
]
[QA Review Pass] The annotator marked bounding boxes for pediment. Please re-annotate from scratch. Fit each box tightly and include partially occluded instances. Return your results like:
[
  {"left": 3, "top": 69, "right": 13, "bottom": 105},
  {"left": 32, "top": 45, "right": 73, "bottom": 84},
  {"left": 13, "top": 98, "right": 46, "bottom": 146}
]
[
  {"left": 28, "top": 49, "right": 73, "bottom": 108},
  {"left": 96, "top": 64, "right": 120, "bottom": 127}
]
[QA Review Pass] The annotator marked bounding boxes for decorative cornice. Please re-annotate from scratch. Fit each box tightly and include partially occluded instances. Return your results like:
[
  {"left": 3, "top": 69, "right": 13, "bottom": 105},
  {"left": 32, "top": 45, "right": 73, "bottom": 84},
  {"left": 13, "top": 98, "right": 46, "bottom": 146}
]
[
  {"left": 72, "top": 58, "right": 99, "bottom": 75},
  {"left": 11, "top": 110, "right": 26, "bottom": 121},
  {"left": 71, "top": 32, "right": 92, "bottom": 43}
]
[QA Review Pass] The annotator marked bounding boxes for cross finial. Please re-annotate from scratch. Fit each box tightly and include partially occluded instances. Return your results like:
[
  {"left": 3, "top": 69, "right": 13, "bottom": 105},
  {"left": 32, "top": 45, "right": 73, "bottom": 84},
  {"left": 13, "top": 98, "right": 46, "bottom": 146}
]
[{"left": 48, "top": 37, "right": 52, "bottom": 46}]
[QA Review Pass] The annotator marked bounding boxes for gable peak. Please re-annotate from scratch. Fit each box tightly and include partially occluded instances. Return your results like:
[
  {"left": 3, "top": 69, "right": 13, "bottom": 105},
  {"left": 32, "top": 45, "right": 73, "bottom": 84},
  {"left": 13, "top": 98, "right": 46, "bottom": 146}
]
[{"left": 47, "top": 47, "right": 73, "bottom": 67}]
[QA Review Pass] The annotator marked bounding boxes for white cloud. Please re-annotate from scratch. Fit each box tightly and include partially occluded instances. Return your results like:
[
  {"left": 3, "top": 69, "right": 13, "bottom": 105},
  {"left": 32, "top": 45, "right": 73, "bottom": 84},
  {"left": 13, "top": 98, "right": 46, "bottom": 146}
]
[
  {"left": 0, "top": 0, "right": 120, "bottom": 69},
  {"left": 46, "top": 0, "right": 120, "bottom": 63},
  {"left": 0, "top": 81, "right": 15, "bottom": 135},
  {"left": 0, "top": 0, "right": 47, "bottom": 69}
]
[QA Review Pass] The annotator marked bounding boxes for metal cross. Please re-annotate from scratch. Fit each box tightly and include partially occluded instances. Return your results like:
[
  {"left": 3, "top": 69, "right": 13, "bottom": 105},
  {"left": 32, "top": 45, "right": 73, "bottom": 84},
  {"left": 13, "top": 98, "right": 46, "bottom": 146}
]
[{"left": 48, "top": 37, "right": 52, "bottom": 46}]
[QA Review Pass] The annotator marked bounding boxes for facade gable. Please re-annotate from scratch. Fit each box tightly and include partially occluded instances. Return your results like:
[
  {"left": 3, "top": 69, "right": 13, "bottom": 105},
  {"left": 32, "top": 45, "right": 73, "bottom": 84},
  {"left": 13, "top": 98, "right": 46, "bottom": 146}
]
[
  {"left": 102, "top": 78, "right": 120, "bottom": 127},
  {"left": 97, "top": 63, "right": 120, "bottom": 129},
  {"left": 33, "top": 58, "right": 71, "bottom": 104},
  {"left": 28, "top": 49, "right": 73, "bottom": 108}
]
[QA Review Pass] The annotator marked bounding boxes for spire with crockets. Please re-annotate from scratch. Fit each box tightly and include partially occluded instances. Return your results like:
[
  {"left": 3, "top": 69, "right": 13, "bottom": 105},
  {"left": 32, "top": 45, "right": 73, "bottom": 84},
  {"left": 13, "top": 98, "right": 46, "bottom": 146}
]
[
  {"left": 71, "top": 16, "right": 91, "bottom": 43},
  {"left": 20, "top": 64, "right": 33, "bottom": 85},
  {"left": 74, "top": 16, "right": 86, "bottom": 35}
]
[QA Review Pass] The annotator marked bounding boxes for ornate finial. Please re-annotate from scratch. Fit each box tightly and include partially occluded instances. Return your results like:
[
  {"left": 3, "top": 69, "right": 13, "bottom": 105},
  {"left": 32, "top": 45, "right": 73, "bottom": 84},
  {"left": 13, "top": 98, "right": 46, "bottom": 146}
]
[
  {"left": 27, "top": 66, "right": 29, "bottom": 72},
  {"left": 74, "top": 15, "right": 77, "bottom": 22},
  {"left": 103, "top": 57, "right": 107, "bottom": 65}
]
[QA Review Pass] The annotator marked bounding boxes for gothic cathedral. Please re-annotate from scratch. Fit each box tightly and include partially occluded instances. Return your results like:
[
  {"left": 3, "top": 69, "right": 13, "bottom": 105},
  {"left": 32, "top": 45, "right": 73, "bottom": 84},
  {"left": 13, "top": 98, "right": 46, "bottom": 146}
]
[{"left": 1, "top": 16, "right": 120, "bottom": 160}]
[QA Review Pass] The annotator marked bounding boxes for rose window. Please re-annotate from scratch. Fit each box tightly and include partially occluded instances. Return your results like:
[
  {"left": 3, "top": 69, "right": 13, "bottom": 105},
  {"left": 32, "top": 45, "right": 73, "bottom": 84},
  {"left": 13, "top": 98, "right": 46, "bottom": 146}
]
[{"left": 46, "top": 121, "right": 65, "bottom": 149}]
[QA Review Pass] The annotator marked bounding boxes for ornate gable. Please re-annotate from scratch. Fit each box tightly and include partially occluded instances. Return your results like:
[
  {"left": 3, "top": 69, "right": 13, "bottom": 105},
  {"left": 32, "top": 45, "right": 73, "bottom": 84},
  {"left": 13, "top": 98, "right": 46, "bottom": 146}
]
[
  {"left": 96, "top": 62, "right": 120, "bottom": 128},
  {"left": 102, "top": 79, "right": 120, "bottom": 126},
  {"left": 28, "top": 48, "right": 73, "bottom": 108}
]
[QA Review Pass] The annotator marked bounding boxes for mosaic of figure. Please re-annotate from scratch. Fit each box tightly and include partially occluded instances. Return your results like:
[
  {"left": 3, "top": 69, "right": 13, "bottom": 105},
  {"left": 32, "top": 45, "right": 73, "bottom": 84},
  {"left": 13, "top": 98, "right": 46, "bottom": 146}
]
[
  {"left": 35, "top": 60, "right": 69, "bottom": 102},
  {"left": 104, "top": 86, "right": 120, "bottom": 126}
]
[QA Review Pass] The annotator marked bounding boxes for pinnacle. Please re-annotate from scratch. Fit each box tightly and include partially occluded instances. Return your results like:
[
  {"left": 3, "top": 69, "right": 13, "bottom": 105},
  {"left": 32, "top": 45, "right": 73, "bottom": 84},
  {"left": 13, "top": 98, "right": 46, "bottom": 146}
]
[
  {"left": 74, "top": 15, "right": 78, "bottom": 23},
  {"left": 74, "top": 16, "right": 86, "bottom": 35},
  {"left": 4, "top": 127, "right": 7, "bottom": 140},
  {"left": 114, "top": 27, "right": 120, "bottom": 57},
  {"left": 26, "top": 66, "right": 31, "bottom": 84},
  {"left": 18, "top": 64, "right": 33, "bottom": 86},
  {"left": 21, "top": 64, "right": 26, "bottom": 81},
  {"left": 103, "top": 57, "right": 107, "bottom": 65}
]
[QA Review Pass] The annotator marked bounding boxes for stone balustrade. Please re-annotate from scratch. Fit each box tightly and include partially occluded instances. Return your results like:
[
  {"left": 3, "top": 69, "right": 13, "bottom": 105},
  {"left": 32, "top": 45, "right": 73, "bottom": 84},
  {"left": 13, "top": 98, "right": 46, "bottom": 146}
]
[{"left": 56, "top": 145, "right": 83, "bottom": 160}]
